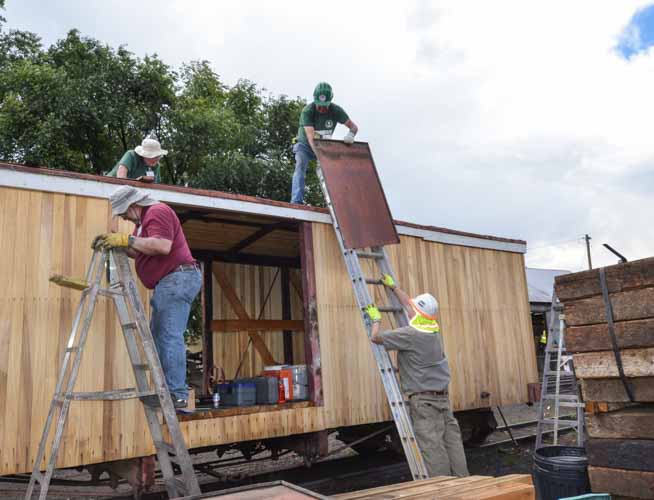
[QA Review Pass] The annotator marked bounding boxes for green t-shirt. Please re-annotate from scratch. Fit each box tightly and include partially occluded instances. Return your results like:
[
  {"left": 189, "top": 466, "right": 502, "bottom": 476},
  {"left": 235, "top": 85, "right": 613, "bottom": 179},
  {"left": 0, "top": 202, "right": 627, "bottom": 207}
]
[
  {"left": 296, "top": 103, "right": 349, "bottom": 146},
  {"left": 106, "top": 150, "right": 161, "bottom": 183}
]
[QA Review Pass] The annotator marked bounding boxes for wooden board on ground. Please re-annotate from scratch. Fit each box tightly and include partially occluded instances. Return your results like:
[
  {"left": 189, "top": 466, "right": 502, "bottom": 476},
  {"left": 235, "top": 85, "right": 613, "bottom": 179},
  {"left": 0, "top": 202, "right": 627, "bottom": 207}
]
[
  {"left": 581, "top": 377, "right": 654, "bottom": 402},
  {"left": 572, "top": 348, "right": 654, "bottom": 379},
  {"left": 555, "top": 257, "right": 654, "bottom": 302},
  {"left": 589, "top": 465, "right": 654, "bottom": 499},
  {"left": 586, "top": 405, "right": 654, "bottom": 439},
  {"left": 587, "top": 438, "right": 654, "bottom": 472},
  {"left": 333, "top": 474, "right": 534, "bottom": 499},
  {"left": 200, "top": 480, "right": 326, "bottom": 499}
]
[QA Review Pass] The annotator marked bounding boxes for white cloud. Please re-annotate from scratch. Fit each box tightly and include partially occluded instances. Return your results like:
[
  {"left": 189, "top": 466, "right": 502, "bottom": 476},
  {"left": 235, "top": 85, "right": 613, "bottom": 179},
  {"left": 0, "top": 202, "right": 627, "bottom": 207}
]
[{"left": 5, "top": 0, "right": 654, "bottom": 271}]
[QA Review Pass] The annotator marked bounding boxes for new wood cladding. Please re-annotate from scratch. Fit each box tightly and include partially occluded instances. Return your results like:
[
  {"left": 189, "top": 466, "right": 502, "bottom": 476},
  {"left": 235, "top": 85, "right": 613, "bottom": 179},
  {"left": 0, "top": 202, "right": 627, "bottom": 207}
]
[
  {"left": 0, "top": 186, "right": 536, "bottom": 476},
  {"left": 310, "top": 223, "right": 537, "bottom": 413}
]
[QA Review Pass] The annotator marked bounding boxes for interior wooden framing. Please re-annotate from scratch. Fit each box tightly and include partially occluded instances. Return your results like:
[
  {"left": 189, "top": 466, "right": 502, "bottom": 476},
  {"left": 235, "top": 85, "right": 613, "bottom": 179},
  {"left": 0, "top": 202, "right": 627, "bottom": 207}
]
[{"left": 173, "top": 204, "right": 319, "bottom": 404}]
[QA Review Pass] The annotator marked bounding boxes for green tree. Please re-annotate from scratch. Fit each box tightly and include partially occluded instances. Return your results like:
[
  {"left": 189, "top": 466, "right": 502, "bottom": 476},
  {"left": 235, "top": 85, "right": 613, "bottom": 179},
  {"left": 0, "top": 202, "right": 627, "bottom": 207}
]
[{"left": 0, "top": 14, "right": 324, "bottom": 205}]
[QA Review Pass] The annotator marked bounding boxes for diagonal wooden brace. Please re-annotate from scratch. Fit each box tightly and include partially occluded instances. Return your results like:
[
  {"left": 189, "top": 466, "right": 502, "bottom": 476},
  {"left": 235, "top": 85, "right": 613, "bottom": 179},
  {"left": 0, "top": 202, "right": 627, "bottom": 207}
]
[{"left": 211, "top": 263, "right": 278, "bottom": 366}]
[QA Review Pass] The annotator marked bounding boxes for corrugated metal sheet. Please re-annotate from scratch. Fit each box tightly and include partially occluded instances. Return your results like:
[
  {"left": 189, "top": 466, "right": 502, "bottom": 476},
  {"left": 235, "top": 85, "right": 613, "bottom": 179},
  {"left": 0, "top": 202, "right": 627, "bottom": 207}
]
[{"left": 313, "top": 140, "right": 399, "bottom": 249}]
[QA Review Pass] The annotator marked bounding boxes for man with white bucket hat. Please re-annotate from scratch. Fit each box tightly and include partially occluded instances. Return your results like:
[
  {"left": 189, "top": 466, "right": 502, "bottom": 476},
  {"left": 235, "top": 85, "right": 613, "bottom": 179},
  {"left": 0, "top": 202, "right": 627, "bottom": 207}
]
[
  {"left": 93, "top": 185, "right": 201, "bottom": 409},
  {"left": 365, "top": 275, "right": 469, "bottom": 477},
  {"left": 106, "top": 137, "right": 168, "bottom": 183}
]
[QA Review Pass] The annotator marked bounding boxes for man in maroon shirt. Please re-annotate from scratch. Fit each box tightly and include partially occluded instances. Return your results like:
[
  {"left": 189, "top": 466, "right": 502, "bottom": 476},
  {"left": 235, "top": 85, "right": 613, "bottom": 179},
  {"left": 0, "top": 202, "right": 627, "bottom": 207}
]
[{"left": 94, "top": 185, "right": 201, "bottom": 408}]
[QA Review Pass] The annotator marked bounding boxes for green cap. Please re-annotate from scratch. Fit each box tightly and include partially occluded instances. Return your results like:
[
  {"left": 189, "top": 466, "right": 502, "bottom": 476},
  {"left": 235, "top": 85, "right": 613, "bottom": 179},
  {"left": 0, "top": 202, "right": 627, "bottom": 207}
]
[{"left": 313, "top": 82, "right": 333, "bottom": 107}]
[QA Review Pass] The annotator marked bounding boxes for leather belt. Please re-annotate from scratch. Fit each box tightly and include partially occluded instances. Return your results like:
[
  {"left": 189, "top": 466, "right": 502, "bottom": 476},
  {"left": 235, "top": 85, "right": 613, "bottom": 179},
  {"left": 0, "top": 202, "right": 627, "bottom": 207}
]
[
  {"left": 174, "top": 262, "right": 200, "bottom": 273},
  {"left": 410, "top": 390, "right": 448, "bottom": 398}
]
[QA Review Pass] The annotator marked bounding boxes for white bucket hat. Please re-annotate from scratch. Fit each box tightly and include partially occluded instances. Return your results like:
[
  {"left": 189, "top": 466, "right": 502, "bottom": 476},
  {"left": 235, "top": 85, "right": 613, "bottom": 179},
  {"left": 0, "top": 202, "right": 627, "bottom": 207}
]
[
  {"left": 110, "top": 185, "right": 159, "bottom": 216},
  {"left": 135, "top": 138, "right": 168, "bottom": 158}
]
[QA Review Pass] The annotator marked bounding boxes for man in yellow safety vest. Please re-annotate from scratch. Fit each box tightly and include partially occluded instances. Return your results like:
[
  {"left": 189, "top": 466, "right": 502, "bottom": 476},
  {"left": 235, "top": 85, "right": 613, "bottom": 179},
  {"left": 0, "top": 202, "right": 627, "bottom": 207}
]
[{"left": 366, "top": 274, "right": 469, "bottom": 477}]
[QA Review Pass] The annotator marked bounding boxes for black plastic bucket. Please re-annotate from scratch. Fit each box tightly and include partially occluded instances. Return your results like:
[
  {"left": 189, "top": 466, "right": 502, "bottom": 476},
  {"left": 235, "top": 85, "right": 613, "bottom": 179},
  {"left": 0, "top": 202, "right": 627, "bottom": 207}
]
[{"left": 533, "top": 446, "right": 590, "bottom": 500}]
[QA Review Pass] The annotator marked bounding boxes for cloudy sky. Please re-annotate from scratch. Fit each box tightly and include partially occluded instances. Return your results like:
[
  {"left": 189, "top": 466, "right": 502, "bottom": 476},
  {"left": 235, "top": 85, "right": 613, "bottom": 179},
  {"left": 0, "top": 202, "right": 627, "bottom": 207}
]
[{"left": 6, "top": 1, "right": 654, "bottom": 271}]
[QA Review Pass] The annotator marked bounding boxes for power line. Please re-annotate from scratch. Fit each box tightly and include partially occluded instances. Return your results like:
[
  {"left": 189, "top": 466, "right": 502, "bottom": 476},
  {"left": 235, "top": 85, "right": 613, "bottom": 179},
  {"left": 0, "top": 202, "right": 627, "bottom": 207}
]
[{"left": 527, "top": 237, "right": 585, "bottom": 252}]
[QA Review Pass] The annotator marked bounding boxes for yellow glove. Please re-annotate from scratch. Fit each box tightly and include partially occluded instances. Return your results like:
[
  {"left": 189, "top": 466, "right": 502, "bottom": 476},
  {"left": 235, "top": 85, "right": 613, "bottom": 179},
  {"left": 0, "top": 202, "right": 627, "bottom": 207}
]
[
  {"left": 92, "top": 233, "right": 130, "bottom": 250},
  {"left": 364, "top": 304, "right": 382, "bottom": 322},
  {"left": 380, "top": 274, "right": 396, "bottom": 289}
]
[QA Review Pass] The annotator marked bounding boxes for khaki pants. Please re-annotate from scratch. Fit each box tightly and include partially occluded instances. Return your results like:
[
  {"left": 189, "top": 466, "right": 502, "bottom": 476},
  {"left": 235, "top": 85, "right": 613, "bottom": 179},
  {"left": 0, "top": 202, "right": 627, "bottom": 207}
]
[{"left": 409, "top": 394, "right": 469, "bottom": 477}]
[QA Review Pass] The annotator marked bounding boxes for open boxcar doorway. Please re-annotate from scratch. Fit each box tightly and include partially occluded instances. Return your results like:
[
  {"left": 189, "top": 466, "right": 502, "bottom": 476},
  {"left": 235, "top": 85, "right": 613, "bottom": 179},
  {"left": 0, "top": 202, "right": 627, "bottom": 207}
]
[{"left": 171, "top": 204, "right": 323, "bottom": 413}]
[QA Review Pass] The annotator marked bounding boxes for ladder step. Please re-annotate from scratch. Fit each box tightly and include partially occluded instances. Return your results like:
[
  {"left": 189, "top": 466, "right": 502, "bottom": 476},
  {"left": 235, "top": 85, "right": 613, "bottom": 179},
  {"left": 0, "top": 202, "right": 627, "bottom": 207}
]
[
  {"left": 356, "top": 250, "right": 384, "bottom": 259},
  {"left": 65, "top": 347, "right": 79, "bottom": 353},
  {"left": 542, "top": 394, "right": 580, "bottom": 401},
  {"left": 69, "top": 388, "right": 156, "bottom": 401},
  {"left": 541, "top": 419, "right": 579, "bottom": 426},
  {"left": 378, "top": 306, "right": 403, "bottom": 313},
  {"left": 132, "top": 363, "right": 151, "bottom": 371},
  {"left": 121, "top": 322, "right": 138, "bottom": 330},
  {"left": 365, "top": 278, "right": 382, "bottom": 285}
]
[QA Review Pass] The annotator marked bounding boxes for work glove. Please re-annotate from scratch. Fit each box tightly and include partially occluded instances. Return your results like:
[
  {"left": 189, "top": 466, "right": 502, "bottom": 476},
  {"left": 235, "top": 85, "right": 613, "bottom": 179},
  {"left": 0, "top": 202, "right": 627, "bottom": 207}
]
[
  {"left": 380, "top": 274, "right": 396, "bottom": 289},
  {"left": 343, "top": 130, "right": 355, "bottom": 145},
  {"left": 92, "top": 233, "right": 130, "bottom": 250},
  {"left": 364, "top": 304, "right": 382, "bottom": 323}
]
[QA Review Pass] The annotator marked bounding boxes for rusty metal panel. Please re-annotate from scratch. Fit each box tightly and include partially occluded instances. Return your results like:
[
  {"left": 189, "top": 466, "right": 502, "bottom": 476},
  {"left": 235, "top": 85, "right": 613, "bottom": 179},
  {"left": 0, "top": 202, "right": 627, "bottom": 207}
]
[{"left": 314, "top": 140, "right": 399, "bottom": 249}]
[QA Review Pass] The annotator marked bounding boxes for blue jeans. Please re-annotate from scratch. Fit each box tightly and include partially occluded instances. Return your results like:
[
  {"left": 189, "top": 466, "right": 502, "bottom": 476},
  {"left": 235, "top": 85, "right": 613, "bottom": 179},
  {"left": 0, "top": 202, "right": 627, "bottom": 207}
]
[
  {"left": 150, "top": 268, "right": 202, "bottom": 400},
  {"left": 291, "top": 142, "right": 316, "bottom": 204}
]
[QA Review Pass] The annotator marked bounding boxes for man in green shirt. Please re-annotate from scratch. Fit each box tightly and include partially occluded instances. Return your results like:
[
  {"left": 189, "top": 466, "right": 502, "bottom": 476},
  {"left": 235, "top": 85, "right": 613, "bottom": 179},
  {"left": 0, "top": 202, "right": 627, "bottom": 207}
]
[
  {"left": 106, "top": 138, "right": 168, "bottom": 183},
  {"left": 290, "top": 82, "right": 359, "bottom": 204},
  {"left": 366, "top": 275, "right": 469, "bottom": 478}
]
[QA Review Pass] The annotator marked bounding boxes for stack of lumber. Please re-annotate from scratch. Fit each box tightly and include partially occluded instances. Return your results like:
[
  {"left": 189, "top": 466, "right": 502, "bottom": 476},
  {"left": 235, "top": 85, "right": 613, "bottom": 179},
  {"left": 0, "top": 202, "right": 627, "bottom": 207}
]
[
  {"left": 555, "top": 258, "right": 654, "bottom": 499},
  {"left": 333, "top": 474, "right": 534, "bottom": 499}
]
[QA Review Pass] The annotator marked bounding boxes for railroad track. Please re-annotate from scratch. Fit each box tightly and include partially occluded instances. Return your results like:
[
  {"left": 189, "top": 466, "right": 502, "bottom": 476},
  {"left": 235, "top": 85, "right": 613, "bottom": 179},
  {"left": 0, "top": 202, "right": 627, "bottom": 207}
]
[{"left": 2, "top": 420, "right": 575, "bottom": 499}]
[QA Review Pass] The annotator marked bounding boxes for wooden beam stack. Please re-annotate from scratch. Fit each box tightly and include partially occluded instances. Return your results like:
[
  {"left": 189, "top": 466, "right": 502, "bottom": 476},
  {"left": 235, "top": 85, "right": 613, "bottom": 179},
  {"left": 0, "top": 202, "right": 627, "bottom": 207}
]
[{"left": 555, "top": 258, "right": 654, "bottom": 499}]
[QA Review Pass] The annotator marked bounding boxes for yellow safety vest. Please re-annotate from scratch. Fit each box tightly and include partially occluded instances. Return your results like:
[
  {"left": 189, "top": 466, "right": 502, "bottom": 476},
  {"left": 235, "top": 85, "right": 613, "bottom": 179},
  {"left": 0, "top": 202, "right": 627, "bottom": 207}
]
[
  {"left": 540, "top": 330, "right": 547, "bottom": 344},
  {"left": 409, "top": 313, "right": 440, "bottom": 333}
]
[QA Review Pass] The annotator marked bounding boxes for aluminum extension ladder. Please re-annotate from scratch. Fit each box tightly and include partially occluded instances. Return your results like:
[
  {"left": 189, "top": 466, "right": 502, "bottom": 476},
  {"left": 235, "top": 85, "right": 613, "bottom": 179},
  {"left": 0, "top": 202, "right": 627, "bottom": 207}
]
[
  {"left": 535, "top": 294, "right": 585, "bottom": 449},
  {"left": 316, "top": 165, "right": 429, "bottom": 480},
  {"left": 26, "top": 249, "right": 201, "bottom": 499}
]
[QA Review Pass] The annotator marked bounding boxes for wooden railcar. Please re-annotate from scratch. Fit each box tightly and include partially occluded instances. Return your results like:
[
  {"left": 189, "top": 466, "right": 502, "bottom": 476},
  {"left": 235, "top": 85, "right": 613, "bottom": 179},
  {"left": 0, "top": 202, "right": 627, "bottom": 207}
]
[{"left": 0, "top": 163, "right": 537, "bottom": 476}]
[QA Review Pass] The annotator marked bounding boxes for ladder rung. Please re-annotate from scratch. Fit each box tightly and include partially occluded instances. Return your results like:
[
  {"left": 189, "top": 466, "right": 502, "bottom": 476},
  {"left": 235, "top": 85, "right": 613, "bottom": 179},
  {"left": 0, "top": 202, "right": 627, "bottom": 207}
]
[
  {"left": 132, "top": 363, "right": 150, "bottom": 371},
  {"left": 365, "top": 278, "right": 382, "bottom": 285},
  {"left": 121, "top": 322, "right": 138, "bottom": 330},
  {"left": 542, "top": 394, "right": 580, "bottom": 401},
  {"left": 378, "top": 306, "right": 403, "bottom": 313},
  {"left": 65, "top": 347, "right": 79, "bottom": 353},
  {"left": 356, "top": 250, "right": 384, "bottom": 259},
  {"left": 541, "top": 419, "right": 578, "bottom": 426},
  {"left": 31, "top": 470, "right": 44, "bottom": 484},
  {"left": 69, "top": 388, "right": 156, "bottom": 401}
]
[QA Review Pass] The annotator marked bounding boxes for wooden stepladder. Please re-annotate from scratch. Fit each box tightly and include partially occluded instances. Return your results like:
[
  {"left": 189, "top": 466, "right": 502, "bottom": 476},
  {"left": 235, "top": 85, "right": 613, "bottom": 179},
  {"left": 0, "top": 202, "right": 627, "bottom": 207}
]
[
  {"left": 535, "top": 294, "right": 585, "bottom": 449},
  {"left": 25, "top": 248, "right": 200, "bottom": 499}
]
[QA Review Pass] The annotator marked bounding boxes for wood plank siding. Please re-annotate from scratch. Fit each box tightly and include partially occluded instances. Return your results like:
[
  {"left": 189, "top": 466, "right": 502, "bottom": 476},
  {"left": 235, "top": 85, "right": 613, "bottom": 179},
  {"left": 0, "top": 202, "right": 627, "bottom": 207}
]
[{"left": 0, "top": 185, "right": 536, "bottom": 475}]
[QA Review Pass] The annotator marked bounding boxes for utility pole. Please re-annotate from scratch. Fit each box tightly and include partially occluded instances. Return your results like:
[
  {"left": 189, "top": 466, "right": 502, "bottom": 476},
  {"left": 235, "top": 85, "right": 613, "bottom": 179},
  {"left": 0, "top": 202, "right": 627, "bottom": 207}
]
[{"left": 584, "top": 234, "right": 592, "bottom": 270}]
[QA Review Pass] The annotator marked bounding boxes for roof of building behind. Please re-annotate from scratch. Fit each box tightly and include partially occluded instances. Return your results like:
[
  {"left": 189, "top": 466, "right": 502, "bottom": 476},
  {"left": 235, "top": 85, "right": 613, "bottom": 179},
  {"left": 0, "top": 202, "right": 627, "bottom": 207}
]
[{"left": 526, "top": 267, "right": 571, "bottom": 303}]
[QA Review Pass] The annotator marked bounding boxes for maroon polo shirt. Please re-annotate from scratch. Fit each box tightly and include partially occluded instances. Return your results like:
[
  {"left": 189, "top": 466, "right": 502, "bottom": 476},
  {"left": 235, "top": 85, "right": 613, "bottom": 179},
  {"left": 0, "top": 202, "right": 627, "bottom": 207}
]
[{"left": 133, "top": 203, "right": 195, "bottom": 289}]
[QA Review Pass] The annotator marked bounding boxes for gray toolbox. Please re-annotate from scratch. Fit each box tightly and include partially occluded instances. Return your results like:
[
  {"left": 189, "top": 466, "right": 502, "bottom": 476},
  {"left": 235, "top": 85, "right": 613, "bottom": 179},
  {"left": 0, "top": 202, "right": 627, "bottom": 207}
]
[
  {"left": 217, "top": 380, "right": 256, "bottom": 406},
  {"left": 246, "top": 376, "right": 279, "bottom": 404}
]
